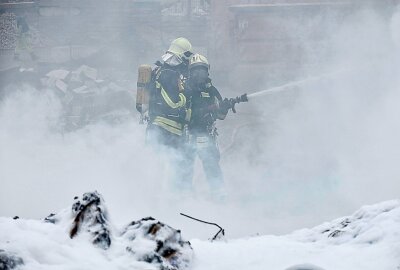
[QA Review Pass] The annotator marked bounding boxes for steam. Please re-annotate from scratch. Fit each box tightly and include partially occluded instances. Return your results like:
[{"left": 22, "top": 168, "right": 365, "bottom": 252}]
[
  {"left": 1, "top": 6, "right": 400, "bottom": 240},
  {"left": 221, "top": 6, "right": 400, "bottom": 229}
]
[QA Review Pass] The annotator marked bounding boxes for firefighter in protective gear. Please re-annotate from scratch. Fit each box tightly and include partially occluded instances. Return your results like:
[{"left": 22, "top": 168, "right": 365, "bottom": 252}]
[
  {"left": 145, "top": 38, "right": 194, "bottom": 193},
  {"left": 181, "top": 54, "right": 230, "bottom": 198},
  {"left": 146, "top": 37, "right": 193, "bottom": 149}
]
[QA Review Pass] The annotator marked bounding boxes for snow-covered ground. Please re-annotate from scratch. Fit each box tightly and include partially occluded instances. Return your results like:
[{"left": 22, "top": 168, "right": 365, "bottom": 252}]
[
  {"left": 1, "top": 196, "right": 399, "bottom": 270},
  {"left": 196, "top": 198, "right": 400, "bottom": 269}
]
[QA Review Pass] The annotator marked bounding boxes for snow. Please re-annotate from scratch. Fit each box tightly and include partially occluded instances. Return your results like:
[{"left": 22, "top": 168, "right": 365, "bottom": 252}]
[{"left": 1, "top": 197, "right": 399, "bottom": 270}]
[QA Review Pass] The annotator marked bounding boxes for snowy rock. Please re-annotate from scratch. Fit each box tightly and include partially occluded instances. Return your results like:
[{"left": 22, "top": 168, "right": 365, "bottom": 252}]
[
  {"left": 0, "top": 250, "right": 23, "bottom": 270},
  {"left": 123, "top": 217, "right": 193, "bottom": 270}
]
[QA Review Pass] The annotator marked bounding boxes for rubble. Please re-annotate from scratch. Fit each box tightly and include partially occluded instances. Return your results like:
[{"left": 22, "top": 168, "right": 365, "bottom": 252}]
[
  {"left": 41, "top": 70, "right": 70, "bottom": 93},
  {"left": 41, "top": 65, "right": 135, "bottom": 130},
  {"left": 123, "top": 217, "right": 193, "bottom": 270},
  {"left": 41, "top": 191, "right": 193, "bottom": 270}
]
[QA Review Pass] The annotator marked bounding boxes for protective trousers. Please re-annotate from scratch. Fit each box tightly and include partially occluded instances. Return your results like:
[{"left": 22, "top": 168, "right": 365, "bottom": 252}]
[
  {"left": 180, "top": 133, "right": 224, "bottom": 195},
  {"left": 146, "top": 124, "right": 188, "bottom": 192}
]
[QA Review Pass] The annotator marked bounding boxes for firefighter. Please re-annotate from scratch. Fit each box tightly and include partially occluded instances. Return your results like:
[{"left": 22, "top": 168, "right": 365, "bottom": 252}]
[
  {"left": 182, "top": 54, "right": 231, "bottom": 199},
  {"left": 146, "top": 37, "right": 193, "bottom": 149},
  {"left": 144, "top": 38, "right": 194, "bottom": 192}
]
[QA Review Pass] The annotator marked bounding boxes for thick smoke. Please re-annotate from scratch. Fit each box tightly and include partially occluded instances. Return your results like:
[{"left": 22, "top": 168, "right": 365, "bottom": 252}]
[
  {"left": 1, "top": 5, "right": 400, "bottom": 239},
  {"left": 219, "top": 5, "right": 400, "bottom": 234}
]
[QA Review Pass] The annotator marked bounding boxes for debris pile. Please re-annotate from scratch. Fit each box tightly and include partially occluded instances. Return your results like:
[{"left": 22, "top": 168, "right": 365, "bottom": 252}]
[
  {"left": 123, "top": 217, "right": 193, "bottom": 270},
  {"left": 41, "top": 65, "right": 135, "bottom": 130},
  {"left": 70, "top": 192, "right": 112, "bottom": 250},
  {"left": 43, "top": 192, "right": 112, "bottom": 250},
  {"left": 41, "top": 191, "right": 193, "bottom": 270},
  {"left": 0, "top": 13, "right": 17, "bottom": 50}
]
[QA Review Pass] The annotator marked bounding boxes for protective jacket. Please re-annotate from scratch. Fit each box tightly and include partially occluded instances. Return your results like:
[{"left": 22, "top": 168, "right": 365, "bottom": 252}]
[
  {"left": 178, "top": 79, "right": 228, "bottom": 196},
  {"left": 185, "top": 79, "right": 228, "bottom": 135},
  {"left": 148, "top": 63, "right": 190, "bottom": 140}
]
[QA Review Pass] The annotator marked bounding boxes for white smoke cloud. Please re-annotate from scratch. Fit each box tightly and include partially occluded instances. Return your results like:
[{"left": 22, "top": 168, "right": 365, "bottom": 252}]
[
  {"left": 1, "top": 5, "right": 400, "bottom": 240},
  {"left": 218, "top": 5, "right": 400, "bottom": 235}
]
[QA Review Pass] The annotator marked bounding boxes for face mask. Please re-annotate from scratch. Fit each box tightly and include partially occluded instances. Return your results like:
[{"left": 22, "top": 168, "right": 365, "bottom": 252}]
[
  {"left": 162, "top": 52, "right": 183, "bottom": 66},
  {"left": 190, "top": 68, "right": 209, "bottom": 87}
]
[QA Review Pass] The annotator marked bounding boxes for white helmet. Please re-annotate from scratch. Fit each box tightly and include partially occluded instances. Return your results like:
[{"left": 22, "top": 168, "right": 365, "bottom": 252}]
[
  {"left": 167, "top": 37, "right": 193, "bottom": 60},
  {"left": 189, "top": 53, "right": 209, "bottom": 70}
]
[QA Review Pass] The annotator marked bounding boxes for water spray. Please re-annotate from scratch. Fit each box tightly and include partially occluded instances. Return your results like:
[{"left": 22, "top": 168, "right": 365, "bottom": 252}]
[
  {"left": 226, "top": 75, "right": 320, "bottom": 112},
  {"left": 246, "top": 68, "right": 353, "bottom": 100},
  {"left": 247, "top": 76, "right": 319, "bottom": 99}
]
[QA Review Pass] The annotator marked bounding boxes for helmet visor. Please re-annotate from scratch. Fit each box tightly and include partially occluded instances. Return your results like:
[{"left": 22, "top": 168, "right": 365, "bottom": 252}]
[
  {"left": 162, "top": 52, "right": 183, "bottom": 66},
  {"left": 189, "top": 67, "right": 209, "bottom": 86}
]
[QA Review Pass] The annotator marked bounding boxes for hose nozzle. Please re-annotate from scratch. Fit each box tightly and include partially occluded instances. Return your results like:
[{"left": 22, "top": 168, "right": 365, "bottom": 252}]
[{"left": 229, "top": 93, "right": 248, "bottom": 113}]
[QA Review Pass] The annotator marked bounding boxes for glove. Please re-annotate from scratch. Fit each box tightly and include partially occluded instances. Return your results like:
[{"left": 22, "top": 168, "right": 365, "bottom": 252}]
[{"left": 220, "top": 98, "right": 231, "bottom": 114}]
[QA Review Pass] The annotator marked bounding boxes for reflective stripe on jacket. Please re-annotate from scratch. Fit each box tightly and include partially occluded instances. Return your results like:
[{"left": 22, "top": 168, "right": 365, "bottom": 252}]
[{"left": 149, "top": 67, "right": 189, "bottom": 136}]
